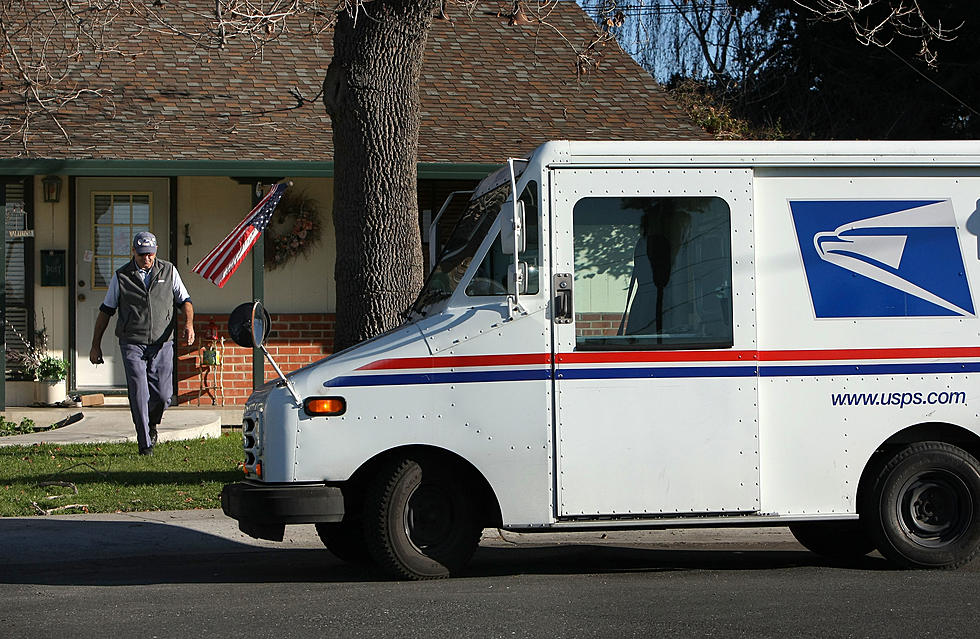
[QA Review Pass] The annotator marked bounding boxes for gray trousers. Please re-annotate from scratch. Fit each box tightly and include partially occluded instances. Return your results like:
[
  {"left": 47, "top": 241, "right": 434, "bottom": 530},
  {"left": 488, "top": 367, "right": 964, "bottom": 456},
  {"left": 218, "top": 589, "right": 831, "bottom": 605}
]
[{"left": 120, "top": 341, "right": 174, "bottom": 450}]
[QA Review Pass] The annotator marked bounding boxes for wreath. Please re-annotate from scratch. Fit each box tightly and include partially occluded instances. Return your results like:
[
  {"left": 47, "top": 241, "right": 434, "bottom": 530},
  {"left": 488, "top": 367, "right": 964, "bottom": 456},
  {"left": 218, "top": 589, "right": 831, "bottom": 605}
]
[{"left": 264, "top": 190, "right": 323, "bottom": 270}]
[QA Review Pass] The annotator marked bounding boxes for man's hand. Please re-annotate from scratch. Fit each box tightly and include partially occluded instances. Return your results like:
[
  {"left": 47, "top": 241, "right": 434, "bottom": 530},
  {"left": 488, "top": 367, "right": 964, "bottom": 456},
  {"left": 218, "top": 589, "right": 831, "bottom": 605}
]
[
  {"left": 182, "top": 324, "right": 195, "bottom": 347},
  {"left": 89, "top": 345, "right": 104, "bottom": 365}
]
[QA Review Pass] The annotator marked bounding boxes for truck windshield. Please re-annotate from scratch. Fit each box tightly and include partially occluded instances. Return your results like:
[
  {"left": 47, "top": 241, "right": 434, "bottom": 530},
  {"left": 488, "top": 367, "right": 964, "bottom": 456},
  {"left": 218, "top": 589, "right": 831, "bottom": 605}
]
[{"left": 409, "top": 180, "right": 512, "bottom": 315}]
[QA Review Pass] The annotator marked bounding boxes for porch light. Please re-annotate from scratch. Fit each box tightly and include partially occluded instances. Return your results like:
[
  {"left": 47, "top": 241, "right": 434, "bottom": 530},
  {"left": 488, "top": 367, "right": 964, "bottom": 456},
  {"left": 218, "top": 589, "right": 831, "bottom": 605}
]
[{"left": 41, "top": 175, "right": 62, "bottom": 203}]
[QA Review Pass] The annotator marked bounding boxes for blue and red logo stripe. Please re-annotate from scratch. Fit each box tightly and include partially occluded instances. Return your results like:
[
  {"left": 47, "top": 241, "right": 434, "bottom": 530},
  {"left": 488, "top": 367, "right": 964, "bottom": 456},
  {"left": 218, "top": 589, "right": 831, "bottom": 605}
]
[{"left": 323, "top": 347, "right": 980, "bottom": 388}]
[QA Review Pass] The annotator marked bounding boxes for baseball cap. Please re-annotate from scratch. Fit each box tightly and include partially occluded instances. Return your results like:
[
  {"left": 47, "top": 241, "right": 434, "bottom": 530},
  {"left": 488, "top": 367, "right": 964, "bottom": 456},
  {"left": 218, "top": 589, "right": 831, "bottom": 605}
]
[{"left": 133, "top": 231, "right": 158, "bottom": 254}]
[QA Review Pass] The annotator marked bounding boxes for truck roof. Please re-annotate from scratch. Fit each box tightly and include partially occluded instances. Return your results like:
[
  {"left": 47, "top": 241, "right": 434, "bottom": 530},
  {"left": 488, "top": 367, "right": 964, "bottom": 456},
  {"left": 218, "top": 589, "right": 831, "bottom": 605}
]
[{"left": 535, "top": 140, "right": 980, "bottom": 168}]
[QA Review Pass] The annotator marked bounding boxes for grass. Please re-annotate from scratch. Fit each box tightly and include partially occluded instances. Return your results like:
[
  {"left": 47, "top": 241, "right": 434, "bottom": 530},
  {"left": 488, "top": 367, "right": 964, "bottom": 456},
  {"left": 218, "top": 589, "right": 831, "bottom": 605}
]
[{"left": 0, "top": 432, "right": 245, "bottom": 517}]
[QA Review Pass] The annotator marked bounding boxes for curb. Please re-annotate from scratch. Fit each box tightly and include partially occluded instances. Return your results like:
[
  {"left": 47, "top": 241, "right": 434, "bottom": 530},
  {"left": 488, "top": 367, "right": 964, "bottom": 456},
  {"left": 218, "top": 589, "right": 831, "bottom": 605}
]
[{"left": 0, "top": 410, "right": 222, "bottom": 447}]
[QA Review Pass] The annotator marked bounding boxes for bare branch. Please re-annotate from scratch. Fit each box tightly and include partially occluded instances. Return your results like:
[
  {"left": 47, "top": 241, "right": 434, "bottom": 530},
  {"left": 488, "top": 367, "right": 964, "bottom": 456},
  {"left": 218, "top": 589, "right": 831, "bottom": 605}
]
[
  {"left": 794, "top": 0, "right": 961, "bottom": 66},
  {"left": 132, "top": 1, "right": 340, "bottom": 49},
  {"left": 0, "top": 0, "right": 132, "bottom": 152},
  {"left": 500, "top": 1, "right": 622, "bottom": 78},
  {"left": 0, "top": 0, "right": 340, "bottom": 151}
]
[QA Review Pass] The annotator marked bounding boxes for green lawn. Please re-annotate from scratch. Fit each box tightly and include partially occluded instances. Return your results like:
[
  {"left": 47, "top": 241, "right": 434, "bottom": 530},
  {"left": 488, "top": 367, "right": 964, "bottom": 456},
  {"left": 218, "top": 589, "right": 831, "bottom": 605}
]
[{"left": 0, "top": 432, "right": 245, "bottom": 517}]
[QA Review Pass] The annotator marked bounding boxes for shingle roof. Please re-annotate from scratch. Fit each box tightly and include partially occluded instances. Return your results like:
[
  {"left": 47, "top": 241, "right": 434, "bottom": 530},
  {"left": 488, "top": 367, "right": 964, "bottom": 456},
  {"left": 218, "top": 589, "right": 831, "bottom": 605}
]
[{"left": 0, "top": 1, "right": 706, "bottom": 163}]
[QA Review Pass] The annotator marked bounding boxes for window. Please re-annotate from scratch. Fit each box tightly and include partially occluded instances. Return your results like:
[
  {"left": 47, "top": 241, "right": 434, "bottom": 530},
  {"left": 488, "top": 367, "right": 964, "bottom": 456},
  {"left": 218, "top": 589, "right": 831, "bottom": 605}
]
[
  {"left": 466, "top": 182, "right": 540, "bottom": 296},
  {"left": 572, "top": 196, "right": 732, "bottom": 350},
  {"left": 92, "top": 192, "right": 151, "bottom": 289}
]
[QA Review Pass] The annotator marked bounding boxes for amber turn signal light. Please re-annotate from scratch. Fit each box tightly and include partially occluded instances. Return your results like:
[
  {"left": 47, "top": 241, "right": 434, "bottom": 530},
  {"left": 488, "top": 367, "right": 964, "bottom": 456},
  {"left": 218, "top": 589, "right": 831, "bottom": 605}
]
[{"left": 304, "top": 396, "right": 347, "bottom": 416}]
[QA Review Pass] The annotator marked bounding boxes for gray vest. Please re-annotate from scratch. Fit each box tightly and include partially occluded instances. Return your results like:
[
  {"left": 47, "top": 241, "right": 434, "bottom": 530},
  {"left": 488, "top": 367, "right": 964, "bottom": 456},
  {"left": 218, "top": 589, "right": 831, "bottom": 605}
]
[{"left": 114, "top": 258, "right": 176, "bottom": 345}]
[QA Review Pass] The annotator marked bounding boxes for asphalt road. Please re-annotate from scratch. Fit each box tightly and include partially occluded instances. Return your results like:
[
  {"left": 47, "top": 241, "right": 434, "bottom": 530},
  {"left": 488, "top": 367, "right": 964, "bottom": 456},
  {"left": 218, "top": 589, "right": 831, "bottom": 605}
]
[{"left": 1, "top": 514, "right": 977, "bottom": 639}]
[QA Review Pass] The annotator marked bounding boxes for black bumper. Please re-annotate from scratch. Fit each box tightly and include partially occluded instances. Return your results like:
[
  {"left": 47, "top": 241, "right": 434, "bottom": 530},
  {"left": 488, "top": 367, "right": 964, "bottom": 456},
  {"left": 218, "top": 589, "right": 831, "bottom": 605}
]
[{"left": 221, "top": 481, "right": 345, "bottom": 541}]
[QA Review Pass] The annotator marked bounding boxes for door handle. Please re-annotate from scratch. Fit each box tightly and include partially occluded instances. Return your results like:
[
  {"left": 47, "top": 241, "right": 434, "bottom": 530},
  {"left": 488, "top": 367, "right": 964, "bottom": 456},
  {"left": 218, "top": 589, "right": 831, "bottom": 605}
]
[{"left": 553, "top": 273, "right": 572, "bottom": 324}]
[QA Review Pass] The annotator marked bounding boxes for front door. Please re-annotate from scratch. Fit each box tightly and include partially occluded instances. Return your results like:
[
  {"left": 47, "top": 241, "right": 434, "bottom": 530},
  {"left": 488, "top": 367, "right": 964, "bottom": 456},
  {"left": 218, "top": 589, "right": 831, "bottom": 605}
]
[
  {"left": 552, "top": 168, "right": 761, "bottom": 518},
  {"left": 74, "top": 178, "right": 170, "bottom": 389}
]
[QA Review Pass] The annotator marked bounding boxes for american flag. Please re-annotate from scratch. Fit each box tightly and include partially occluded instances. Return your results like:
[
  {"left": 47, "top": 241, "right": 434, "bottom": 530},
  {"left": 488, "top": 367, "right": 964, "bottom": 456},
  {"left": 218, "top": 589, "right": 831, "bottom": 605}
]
[{"left": 193, "top": 183, "right": 289, "bottom": 288}]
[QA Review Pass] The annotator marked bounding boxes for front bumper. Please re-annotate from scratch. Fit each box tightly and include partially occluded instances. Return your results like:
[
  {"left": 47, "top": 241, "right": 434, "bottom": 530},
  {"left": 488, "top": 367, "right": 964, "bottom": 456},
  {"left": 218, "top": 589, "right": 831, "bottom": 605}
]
[{"left": 221, "top": 481, "right": 345, "bottom": 541}]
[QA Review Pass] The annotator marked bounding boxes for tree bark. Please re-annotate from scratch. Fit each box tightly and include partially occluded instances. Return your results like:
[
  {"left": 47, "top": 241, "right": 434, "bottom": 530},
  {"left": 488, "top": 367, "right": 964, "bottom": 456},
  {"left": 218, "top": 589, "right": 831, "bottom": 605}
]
[{"left": 324, "top": 0, "right": 437, "bottom": 351}]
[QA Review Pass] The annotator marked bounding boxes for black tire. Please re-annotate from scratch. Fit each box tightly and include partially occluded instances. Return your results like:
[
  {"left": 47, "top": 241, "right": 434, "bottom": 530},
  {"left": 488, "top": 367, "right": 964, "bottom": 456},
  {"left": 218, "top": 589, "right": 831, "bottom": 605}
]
[
  {"left": 788, "top": 521, "right": 875, "bottom": 560},
  {"left": 363, "top": 456, "right": 482, "bottom": 580},
  {"left": 862, "top": 441, "right": 980, "bottom": 569},
  {"left": 315, "top": 520, "right": 373, "bottom": 565}
]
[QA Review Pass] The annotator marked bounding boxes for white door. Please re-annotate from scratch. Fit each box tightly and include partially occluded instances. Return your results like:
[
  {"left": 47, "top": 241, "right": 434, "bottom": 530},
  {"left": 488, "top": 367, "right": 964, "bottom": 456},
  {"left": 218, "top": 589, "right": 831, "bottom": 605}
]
[
  {"left": 551, "top": 168, "right": 761, "bottom": 518},
  {"left": 75, "top": 178, "right": 170, "bottom": 389}
]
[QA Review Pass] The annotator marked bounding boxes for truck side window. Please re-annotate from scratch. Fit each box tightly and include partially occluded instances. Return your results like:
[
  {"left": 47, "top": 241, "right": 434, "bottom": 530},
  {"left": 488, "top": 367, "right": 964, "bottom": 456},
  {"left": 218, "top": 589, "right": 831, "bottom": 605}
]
[
  {"left": 572, "top": 196, "right": 733, "bottom": 350},
  {"left": 466, "top": 182, "right": 540, "bottom": 296}
]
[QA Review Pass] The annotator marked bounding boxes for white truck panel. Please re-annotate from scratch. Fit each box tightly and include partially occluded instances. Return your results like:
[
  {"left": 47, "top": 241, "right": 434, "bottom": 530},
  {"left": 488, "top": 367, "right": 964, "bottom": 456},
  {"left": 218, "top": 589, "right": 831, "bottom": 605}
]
[
  {"left": 753, "top": 170, "right": 980, "bottom": 515},
  {"left": 550, "top": 167, "right": 761, "bottom": 517}
]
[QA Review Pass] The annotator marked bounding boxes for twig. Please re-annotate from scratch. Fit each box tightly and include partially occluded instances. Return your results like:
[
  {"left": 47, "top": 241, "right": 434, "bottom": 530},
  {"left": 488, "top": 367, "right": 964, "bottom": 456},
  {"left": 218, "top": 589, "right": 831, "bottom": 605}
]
[
  {"left": 39, "top": 480, "right": 79, "bottom": 499},
  {"left": 32, "top": 501, "right": 89, "bottom": 515},
  {"left": 57, "top": 461, "right": 110, "bottom": 478}
]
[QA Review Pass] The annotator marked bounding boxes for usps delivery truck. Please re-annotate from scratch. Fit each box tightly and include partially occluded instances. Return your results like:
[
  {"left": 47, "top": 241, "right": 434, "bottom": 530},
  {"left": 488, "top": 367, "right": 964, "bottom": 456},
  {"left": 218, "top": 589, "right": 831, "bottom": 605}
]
[{"left": 221, "top": 140, "right": 980, "bottom": 579}]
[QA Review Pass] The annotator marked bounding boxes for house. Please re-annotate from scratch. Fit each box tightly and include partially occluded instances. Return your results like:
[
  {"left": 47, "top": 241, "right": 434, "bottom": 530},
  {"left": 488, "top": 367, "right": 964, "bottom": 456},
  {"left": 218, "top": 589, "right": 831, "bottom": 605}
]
[{"left": 0, "top": 1, "right": 707, "bottom": 408}]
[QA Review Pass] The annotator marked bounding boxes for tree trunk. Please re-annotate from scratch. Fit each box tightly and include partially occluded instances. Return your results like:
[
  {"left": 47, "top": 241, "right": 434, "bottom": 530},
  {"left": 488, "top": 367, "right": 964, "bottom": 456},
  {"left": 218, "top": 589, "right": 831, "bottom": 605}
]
[{"left": 323, "top": 0, "right": 437, "bottom": 351}]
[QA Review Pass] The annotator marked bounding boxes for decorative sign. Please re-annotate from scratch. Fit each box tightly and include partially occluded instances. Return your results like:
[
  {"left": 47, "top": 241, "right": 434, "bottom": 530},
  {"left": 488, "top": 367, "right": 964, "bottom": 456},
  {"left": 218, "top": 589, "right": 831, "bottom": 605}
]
[
  {"left": 40, "top": 249, "right": 66, "bottom": 287},
  {"left": 4, "top": 201, "right": 24, "bottom": 221},
  {"left": 4, "top": 201, "right": 31, "bottom": 238}
]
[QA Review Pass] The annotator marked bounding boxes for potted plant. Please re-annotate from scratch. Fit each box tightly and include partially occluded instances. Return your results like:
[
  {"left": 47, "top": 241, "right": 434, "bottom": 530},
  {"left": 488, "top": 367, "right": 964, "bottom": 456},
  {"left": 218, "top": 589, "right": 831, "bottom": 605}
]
[
  {"left": 4, "top": 316, "right": 70, "bottom": 406},
  {"left": 31, "top": 354, "right": 69, "bottom": 405}
]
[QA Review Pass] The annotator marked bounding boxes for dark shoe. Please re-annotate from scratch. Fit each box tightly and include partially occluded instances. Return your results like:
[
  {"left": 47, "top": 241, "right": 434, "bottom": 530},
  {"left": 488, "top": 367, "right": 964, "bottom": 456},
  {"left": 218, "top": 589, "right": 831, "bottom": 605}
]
[
  {"left": 139, "top": 446, "right": 154, "bottom": 456},
  {"left": 149, "top": 428, "right": 159, "bottom": 446}
]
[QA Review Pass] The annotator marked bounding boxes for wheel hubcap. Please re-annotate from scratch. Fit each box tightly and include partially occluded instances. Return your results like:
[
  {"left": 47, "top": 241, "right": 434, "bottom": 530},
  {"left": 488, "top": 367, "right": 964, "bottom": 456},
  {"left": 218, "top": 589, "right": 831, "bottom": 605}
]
[
  {"left": 897, "top": 470, "right": 972, "bottom": 547},
  {"left": 405, "top": 482, "right": 454, "bottom": 550}
]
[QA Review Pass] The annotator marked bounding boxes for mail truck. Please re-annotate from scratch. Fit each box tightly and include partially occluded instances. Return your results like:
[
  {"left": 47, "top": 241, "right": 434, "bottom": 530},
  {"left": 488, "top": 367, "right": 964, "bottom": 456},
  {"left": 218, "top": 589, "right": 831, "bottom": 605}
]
[{"left": 222, "top": 141, "right": 980, "bottom": 579}]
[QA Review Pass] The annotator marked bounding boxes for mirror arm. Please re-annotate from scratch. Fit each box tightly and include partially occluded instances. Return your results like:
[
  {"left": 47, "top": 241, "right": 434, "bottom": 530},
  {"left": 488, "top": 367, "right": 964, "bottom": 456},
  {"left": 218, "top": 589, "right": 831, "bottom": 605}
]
[{"left": 258, "top": 343, "right": 302, "bottom": 405}]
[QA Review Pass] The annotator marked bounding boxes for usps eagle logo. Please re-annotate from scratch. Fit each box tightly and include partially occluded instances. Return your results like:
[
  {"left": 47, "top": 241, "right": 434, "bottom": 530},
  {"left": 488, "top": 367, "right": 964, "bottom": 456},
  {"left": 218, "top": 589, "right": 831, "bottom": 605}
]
[{"left": 791, "top": 200, "right": 974, "bottom": 318}]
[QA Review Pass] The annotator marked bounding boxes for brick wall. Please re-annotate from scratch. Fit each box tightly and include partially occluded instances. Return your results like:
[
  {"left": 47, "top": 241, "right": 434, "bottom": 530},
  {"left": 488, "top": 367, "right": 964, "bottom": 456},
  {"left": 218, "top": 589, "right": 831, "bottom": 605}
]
[
  {"left": 176, "top": 312, "right": 335, "bottom": 406},
  {"left": 575, "top": 312, "right": 626, "bottom": 337}
]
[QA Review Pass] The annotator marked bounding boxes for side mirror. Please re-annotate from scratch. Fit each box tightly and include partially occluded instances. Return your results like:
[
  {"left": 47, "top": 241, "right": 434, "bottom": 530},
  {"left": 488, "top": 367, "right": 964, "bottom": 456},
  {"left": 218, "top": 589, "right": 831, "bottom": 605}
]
[
  {"left": 229, "top": 301, "right": 272, "bottom": 348},
  {"left": 501, "top": 199, "right": 525, "bottom": 256},
  {"left": 507, "top": 261, "right": 528, "bottom": 295}
]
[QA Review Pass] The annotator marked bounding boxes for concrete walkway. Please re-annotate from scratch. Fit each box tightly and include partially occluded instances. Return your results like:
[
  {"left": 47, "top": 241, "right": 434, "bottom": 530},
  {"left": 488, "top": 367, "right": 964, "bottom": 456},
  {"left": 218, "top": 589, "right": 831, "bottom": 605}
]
[{"left": 0, "top": 405, "right": 244, "bottom": 447}]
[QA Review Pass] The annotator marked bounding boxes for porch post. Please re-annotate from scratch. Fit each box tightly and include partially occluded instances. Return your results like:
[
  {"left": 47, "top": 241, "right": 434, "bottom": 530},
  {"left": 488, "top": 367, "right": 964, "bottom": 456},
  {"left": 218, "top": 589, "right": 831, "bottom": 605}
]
[{"left": 252, "top": 182, "right": 264, "bottom": 388}]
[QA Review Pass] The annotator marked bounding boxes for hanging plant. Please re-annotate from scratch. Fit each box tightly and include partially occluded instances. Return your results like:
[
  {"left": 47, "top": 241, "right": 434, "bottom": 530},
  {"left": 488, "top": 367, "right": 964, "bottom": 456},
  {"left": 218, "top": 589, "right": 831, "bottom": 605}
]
[{"left": 264, "top": 191, "right": 323, "bottom": 270}]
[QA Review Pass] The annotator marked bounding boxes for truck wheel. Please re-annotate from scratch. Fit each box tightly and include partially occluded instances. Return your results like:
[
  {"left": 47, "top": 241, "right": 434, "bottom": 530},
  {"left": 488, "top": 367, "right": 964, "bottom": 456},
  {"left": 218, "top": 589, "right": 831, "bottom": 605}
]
[
  {"left": 364, "top": 456, "right": 482, "bottom": 580},
  {"left": 788, "top": 521, "right": 875, "bottom": 559},
  {"left": 315, "top": 520, "right": 372, "bottom": 565},
  {"left": 863, "top": 442, "right": 980, "bottom": 569}
]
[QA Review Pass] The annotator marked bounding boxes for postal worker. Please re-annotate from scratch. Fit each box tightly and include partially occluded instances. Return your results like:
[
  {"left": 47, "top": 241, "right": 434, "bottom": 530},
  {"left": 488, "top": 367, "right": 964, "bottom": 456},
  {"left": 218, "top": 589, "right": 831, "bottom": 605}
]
[{"left": 89, "top": 231, "right": 195, "bottom": 455}]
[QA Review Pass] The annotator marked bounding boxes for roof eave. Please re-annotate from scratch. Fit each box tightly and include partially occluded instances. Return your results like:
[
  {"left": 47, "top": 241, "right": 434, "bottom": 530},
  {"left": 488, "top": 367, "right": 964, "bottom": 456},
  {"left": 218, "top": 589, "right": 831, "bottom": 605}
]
[{"left": 0, "top": 159, "right": 500, "bottom": 180}]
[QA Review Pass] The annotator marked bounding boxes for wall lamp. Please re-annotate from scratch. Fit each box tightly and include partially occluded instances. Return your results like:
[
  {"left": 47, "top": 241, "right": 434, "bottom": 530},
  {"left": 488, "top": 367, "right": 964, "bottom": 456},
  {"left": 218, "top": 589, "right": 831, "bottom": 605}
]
[{"left": 41, "top": 175, "right": 62, "bottom": 203}]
